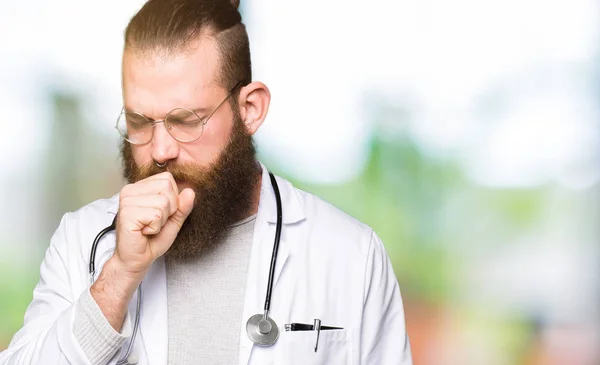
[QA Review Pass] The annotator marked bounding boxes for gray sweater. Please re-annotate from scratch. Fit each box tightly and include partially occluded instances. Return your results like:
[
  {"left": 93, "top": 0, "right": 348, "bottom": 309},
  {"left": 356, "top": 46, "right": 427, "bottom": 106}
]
[{"left": 166, "top": 214, "right": 255, "bottom": 364}]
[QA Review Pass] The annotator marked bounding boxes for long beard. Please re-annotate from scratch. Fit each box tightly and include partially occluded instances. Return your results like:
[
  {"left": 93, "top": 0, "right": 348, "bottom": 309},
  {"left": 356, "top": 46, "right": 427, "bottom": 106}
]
[{"left": 120, "top": 112, "right": 260, "bottom": 261}]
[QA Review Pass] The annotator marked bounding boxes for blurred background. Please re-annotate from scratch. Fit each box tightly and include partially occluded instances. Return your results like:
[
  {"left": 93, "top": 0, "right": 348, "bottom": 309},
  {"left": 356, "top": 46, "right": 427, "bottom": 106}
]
[{"left": 0, "top": 0, "right": 598, "bottom": 364}]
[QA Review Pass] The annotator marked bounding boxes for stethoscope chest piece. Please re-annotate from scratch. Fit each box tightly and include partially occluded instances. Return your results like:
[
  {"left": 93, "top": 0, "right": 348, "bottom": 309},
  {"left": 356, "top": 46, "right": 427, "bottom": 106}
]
[{"left": 246, "top": 312, "right": 279, "bottom": 346}]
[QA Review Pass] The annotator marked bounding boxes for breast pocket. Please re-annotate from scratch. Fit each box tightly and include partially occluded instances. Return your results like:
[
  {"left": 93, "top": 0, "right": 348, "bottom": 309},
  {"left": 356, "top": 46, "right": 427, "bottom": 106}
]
[{"left": 276, "top": 329, "right": 353, "bottom": 365}]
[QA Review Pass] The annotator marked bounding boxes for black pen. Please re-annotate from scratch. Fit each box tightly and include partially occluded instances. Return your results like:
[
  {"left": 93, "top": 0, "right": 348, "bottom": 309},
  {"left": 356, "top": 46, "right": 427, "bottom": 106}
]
[{"left": 284, "top": 323, "right": 343, "bottom": 331}]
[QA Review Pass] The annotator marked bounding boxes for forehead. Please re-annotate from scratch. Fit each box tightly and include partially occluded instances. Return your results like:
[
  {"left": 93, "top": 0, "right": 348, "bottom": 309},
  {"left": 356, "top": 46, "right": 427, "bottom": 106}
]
[{"left": 122, "top": 37, "right": 221, "bottom": 117}]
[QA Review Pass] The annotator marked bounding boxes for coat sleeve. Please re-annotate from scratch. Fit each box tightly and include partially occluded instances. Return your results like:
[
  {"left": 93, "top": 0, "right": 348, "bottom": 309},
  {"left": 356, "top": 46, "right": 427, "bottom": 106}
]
[
  {"left": 0, "top": 213, "right": 93, "bottom": 365},
  {"left": 360, "top": 230, "right": 413, "bottom": 365}
]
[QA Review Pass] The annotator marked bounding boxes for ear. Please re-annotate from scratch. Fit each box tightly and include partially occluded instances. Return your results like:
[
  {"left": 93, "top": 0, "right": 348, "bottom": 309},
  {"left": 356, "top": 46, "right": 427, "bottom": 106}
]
[{"left": 237, "top": 81, "right": 270, "bottom": 135}]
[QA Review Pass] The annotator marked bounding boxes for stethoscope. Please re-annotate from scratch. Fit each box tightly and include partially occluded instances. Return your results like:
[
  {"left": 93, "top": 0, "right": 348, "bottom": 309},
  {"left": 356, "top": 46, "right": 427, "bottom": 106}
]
[{"left": 90, "top": 172, "right": 283, "bottom": 364}]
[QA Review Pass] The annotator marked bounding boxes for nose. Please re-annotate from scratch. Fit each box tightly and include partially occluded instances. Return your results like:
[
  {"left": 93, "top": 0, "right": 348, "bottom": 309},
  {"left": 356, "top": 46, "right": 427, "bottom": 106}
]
[{"left": 150, "top": 122, "right": 179, "bottom": 165}]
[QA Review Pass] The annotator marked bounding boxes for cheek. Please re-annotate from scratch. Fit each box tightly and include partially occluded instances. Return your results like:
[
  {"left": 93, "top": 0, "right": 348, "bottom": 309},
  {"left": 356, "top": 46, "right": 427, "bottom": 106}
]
[
  {"left": 131, "top": 145, "right": 153, "bottom": 166},
  {"left": 183, "top": 115, "right": 234, "bottom": 164}
]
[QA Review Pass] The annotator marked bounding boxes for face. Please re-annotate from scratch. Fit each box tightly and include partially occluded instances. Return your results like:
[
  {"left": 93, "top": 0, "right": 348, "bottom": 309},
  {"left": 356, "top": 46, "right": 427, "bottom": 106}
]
[
  {"left": 120, "top": 36, "right": 269, "bottom": 260},
  {"left": 122, "top": 37, "right": 234, "bottom": 179}
]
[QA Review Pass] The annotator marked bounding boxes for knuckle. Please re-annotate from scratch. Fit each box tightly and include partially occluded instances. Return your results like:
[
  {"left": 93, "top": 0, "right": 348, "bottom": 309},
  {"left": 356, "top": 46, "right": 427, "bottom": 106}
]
[
  {"left": 161, "top": 178, "right": 172, "bottom": 191},
  {"left": 120, "top": 184, "right": 134, "bottom": 198},
  {"left": 160, "top": 196, "right": 170, "bottom": 213},
  {"left": 158, "top": 171, "right": 172, "bottom": 181},
  {"left": 119, "top": 195, "right": 132, "bottom": 206},
  {"left": 168, "top": 173, "right": 176, "bottom": 185}
]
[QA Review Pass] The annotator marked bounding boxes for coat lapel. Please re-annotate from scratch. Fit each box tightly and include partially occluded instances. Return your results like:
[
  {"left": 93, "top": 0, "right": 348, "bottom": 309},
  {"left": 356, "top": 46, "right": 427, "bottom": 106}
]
[
  {"left": 237, "top": 218, "right": 288, "bottom": 365},
  {"left": 238, "top": 164, "right": 306, "bottom": 365}
]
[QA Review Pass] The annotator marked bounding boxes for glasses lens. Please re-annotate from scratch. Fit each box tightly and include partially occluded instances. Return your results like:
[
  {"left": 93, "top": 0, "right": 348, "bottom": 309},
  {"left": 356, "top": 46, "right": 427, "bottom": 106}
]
[
  {"left": 165, "top": 108, "right": 204, "bottom": 142},
  {"left": 116, "top": 111, "right": 153, "bottom": 144}
]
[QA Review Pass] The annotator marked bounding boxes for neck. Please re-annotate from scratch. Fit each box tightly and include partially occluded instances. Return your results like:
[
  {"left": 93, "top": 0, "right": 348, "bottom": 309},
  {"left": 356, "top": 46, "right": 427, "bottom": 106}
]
[{"left": 244, "top": 163, "right": 263, "bottom": 219}]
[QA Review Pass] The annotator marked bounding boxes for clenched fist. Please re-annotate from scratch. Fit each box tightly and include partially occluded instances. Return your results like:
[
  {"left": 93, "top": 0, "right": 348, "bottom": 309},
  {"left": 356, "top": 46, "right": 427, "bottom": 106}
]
[
  {"left": 90, "top": 172, "right": 194, "bottom": 331},
  {"left": 114, "top": 172, "right": 195, "bottom": 280}
]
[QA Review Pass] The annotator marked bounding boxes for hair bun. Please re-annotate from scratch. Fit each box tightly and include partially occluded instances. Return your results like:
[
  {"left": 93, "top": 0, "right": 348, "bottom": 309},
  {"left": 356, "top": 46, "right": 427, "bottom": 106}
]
[{"left": 230, "top": 0, "right": 240, "bottom": 10}]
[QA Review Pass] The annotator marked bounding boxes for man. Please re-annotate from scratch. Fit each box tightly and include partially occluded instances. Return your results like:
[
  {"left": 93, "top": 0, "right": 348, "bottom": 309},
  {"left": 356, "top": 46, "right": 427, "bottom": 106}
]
[{"left": 0, "top": 0, "right": 412, "bottom": 364}]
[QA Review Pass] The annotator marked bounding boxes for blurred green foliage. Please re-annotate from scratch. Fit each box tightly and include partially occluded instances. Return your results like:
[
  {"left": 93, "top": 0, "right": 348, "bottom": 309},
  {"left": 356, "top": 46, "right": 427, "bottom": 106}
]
[
  {"left": 0, "top": 253, "right": 40, "bottom": 347},
  {"left": 266, "top": 134, "right": 464, "bottom": 303},
  {"left": 267, "top": 131, "right": 549, "bottom": 307}
]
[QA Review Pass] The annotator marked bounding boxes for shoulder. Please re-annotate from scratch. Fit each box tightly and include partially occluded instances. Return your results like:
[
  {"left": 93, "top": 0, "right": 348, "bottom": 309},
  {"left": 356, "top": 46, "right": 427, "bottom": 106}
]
[
  {"left": 36, "top": 193, "right": 120, "bottom": 295},
  {"left": 297, "top": 187, "right": 372, "bottom": 234},
  {"left": 290, "top": 183, "right": 377, "bottom": 258},
  {"left": 62, "top": 193, "right": 119, "bottom": 233},
  {"left": 53, "top": 193, "right": 119, "bottom": 259}
]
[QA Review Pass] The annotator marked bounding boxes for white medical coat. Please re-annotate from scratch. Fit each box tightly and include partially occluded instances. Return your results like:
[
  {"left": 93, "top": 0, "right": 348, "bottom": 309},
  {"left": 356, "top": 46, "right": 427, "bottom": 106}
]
[{"left": 0, "top": 166, "right": 412, "bottom": 365}]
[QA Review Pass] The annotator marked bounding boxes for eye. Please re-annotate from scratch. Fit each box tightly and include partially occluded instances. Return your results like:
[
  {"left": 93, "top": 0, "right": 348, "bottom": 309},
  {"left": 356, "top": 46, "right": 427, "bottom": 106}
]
[
  {"left": 167, "top": 109, "right": 203, "bottom": 124},
  {"left": 125, "top": 113, "right": 148, "bottom": 128}
]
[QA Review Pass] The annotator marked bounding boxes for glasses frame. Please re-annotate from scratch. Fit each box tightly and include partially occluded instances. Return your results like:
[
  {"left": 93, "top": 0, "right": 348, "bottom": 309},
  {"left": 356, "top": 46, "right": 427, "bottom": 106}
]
[{"left": 116, "top": 81, "right": 242, "bottom": 145}]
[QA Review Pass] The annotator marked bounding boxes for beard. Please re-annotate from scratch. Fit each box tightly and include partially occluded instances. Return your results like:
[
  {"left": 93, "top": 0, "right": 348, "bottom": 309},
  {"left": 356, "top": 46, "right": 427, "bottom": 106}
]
[{"left": 120, "top": 108, "right": 260, "bottom": 261}]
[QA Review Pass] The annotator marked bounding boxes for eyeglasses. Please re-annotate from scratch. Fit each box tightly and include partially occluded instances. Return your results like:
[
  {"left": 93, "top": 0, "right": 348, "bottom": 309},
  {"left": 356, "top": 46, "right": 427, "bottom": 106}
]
[{"left": 116, "top": 82, "right": 241, "bottom": 145}]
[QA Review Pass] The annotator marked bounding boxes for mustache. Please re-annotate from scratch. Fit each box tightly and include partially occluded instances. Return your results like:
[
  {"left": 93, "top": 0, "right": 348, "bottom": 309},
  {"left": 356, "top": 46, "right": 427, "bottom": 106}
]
[{"left": 130, "top": 161, "right": 214, "bottom": 188}]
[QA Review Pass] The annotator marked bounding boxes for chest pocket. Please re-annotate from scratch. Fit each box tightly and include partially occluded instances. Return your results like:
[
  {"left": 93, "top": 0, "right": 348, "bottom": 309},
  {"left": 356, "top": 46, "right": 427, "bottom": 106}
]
[{"left": 275, "top": 329, "right": 353, "bottom": 365}]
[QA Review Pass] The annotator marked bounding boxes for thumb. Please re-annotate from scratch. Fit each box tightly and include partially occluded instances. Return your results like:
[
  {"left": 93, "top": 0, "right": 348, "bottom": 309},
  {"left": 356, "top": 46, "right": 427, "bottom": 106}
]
[
  {"left": 164, "top": 188, "right": 195, "bottom": 233},
  {"left": 175, "top": 188, "right": 195, "bottom": 222},
  {"left": 149, "top": 189, "right": 195, "bottom": 259}
]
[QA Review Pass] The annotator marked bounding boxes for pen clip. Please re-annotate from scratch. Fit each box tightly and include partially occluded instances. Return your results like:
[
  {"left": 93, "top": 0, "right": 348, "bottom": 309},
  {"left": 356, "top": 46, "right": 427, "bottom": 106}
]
[{"left": 313, "top": 319, "right": 321, "bottom": 352}]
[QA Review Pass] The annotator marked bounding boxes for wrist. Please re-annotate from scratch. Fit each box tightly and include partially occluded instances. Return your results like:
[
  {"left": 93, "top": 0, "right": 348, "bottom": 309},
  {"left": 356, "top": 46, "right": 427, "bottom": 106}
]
[
  {"left": 92, "top": 257, "right": 140, "bottom": 301},
  {"left": 108, "top": 253, "right": 148, "bottom": 283},
  {"left": 90, "top": 257, "right": 139, "bottom": 332}
]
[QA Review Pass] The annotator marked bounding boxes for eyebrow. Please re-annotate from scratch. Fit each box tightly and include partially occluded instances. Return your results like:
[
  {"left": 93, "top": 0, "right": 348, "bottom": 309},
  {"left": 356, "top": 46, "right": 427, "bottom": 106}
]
[
  {"left": 190, "top": 107, "right": 211, "bottom": 115},
  {"left": 122, "top": 106, "right": 212, "bottom": 117}
]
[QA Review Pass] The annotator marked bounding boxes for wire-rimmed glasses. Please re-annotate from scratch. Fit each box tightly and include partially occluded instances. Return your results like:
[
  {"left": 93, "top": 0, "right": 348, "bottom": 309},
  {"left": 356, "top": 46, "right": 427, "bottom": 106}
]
[{"left": 116, "top": 82, "right": 241, "bottom": 144}]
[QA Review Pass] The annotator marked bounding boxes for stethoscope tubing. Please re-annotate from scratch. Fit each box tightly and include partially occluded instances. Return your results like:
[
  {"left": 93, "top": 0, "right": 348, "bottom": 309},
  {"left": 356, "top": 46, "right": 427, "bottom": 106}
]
[
  {"left": 89, "top": 215, "right": 117, "bottom": 283},
  {"left": 263, "top": 172, "right": 282, "bottom": 313},
  {"left": 90, "top": 215, "right": 138, "bottom": 364},
  {"left": 116, "top": 285, "right": 142, "bottom": 365}
]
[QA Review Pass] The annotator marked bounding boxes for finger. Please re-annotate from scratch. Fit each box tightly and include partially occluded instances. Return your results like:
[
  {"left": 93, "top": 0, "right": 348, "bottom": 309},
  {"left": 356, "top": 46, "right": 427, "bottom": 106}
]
[
  {"left": 158, "top": 188, "right": 195, "bottom": 239},
  {"left": 142, "top": 172, "right": 179, "bottom": 195},
  {"left": 121, "top": 179, "right": 178, "bottom": 213},
  {"left": 118, "top": 205, "right": 165, "bottom": 236},
  {"left": 120, "top": 194, "right": 176, "bottom": 221}
]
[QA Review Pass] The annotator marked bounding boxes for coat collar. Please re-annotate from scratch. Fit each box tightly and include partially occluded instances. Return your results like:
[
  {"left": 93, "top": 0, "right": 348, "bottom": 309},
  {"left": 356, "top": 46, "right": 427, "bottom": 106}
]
[{"left": 257, "top": 162, "right": 305, "bottom": 225}]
